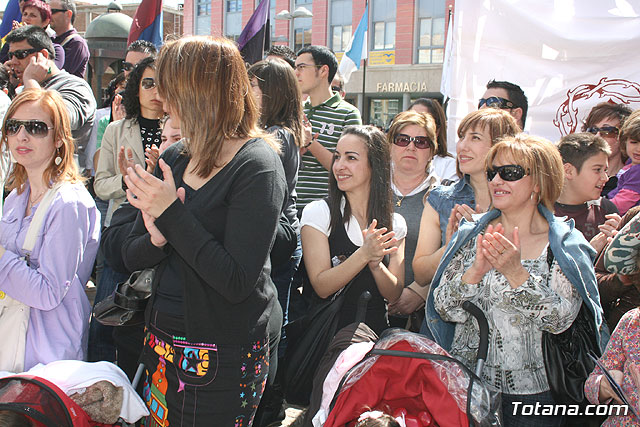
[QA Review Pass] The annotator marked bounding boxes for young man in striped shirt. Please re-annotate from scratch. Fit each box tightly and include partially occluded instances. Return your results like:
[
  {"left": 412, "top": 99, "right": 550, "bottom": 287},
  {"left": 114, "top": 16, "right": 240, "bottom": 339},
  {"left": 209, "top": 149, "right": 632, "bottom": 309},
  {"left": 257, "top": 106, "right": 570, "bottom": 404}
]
[{"left": 294, "top": 45, "right": 362, "bottom": 212}]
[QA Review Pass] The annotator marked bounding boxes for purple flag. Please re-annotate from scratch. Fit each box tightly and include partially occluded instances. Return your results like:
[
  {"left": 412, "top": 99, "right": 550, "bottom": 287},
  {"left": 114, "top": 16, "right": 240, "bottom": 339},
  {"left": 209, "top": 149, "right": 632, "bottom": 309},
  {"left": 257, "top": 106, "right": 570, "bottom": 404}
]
[{"left": 237, "top": 0, "right": 270, "bottom": 64}]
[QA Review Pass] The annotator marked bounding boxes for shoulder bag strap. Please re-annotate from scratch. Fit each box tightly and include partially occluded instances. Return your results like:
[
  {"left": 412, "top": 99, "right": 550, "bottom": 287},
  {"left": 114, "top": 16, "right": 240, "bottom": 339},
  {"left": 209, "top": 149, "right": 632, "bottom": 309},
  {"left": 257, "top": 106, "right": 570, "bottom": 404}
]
[{"left": 22, "top": 183, "right": 64, "bottom": 254}]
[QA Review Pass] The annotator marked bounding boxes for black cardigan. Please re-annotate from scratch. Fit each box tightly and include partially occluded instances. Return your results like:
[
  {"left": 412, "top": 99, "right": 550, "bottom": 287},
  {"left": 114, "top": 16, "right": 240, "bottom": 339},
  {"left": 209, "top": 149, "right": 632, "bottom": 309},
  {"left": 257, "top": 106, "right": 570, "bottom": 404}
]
[{"left": 121, "top": 139, "right": 287, "bottom": 344}]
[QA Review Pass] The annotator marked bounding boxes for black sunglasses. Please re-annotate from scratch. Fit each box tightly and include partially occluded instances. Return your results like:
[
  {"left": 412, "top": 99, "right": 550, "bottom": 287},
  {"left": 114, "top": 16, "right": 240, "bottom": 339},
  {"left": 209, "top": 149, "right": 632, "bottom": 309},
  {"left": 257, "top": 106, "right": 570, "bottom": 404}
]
[
  {"left": 4, "top": 119, "right": 53, "bottom": 137},
  {"left": 478, "top": 96, "right": 516, "bottom": 110},
  {"left": 50, "top": 8, "right": 67, "bottom": 13},
  {"left": 486, "top": 164, "right": 528, "bottom": 182},
  {"left": 7, "top": 48, "right": 39, "bottom": 60},
  {"left": 586, "top": 125, "right": 619, "bottom": 137},
  {"left": 141, "top": 77, "right": 156, "bottom": 90},
  {"left": 122, "top": 61, "right": 134, "bottom": 72},
  {"left": 393, "top": 134, "right": 433, "bottom": 150}
]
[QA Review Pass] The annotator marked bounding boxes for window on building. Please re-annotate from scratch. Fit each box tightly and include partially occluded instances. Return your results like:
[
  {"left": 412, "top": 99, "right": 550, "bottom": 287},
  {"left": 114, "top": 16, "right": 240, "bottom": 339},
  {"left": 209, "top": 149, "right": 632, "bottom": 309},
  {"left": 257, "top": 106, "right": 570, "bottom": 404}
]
[
  {"left": 225, "top": 0, "right": 242, "bottom": 40},
  {"left": 197, "top": 0, "right": 210, "bottom": 15},
  {"left": 227, "top": 0, "right": 242, "bottom": 12},
  {"left": 330, "top": 0, "right": 352, "bottom": 52},
  {"left": 294, "top": 27, "right": 312, "bottom": 52},
  {"left": 370, "top": 98, "right": 400, "bottom": 128},
  {"left": 417, "top": 0, "right": 445, "bottom": 64},
  {"left": 195, "top": 0, "right": 211, "bottom": 35},
  {"left": 372, "top": 0, "right": 396, "bottom": 50},
  {"left": 293, "top": 3, "right": 312, "bottom": 53}
]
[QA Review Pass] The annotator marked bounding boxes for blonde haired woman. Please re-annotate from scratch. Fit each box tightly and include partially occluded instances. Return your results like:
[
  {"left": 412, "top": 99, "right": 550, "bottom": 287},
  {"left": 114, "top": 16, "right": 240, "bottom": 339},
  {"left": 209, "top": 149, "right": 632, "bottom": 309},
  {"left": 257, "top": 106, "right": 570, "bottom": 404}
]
[
  {"left": 121, "top": 37, "right": 286, "bottom": 425},
  {"left": 0, "top": 88, "right": 99, "bottom": 370},
  {"left": 429, "top": 135, "right": 607, "bottom": 426}
]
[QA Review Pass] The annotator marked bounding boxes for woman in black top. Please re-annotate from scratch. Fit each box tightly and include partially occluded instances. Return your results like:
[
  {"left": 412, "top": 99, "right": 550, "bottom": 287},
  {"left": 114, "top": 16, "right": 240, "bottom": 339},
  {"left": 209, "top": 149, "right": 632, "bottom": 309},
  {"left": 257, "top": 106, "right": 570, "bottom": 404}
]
[
  {"left": 300, "top": 126, "right": 405, "bottom": 334},
  {"left": 121, "top": 37, "right": 286, "bottom": 426}
]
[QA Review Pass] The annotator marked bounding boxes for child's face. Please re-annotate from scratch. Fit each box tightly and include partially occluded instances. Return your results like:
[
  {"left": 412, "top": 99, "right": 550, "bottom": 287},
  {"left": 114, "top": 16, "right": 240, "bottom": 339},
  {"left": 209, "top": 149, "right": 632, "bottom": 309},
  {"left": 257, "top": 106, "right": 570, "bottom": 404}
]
[
  {"left": 570, "top": 152, "right": 609, "bottom": 202},
  {"left": 627, "top": 139, "right": 640, "bottom": 165}
]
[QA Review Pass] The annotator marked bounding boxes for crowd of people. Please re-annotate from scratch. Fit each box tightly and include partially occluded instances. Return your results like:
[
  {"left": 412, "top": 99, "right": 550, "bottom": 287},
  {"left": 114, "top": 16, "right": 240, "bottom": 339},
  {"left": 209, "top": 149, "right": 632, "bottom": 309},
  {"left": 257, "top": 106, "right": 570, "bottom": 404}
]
[{"left": 0, "top": 4, "right": 638, "bottom": 425}]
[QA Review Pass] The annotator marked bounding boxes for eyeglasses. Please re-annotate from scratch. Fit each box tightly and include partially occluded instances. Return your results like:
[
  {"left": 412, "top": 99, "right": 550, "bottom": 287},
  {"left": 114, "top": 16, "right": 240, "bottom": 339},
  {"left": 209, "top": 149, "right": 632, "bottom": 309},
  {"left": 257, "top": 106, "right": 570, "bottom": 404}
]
[
  {"left": 122, "top": 61, "right": 134, "bottom": 72},
  {"left": 294, "top": 63, "right": 322, "bottom": 72},
  {"left": 478, "top": 96, "right": 516, "bottom": 110},
  {"left": 486, "top": 164, "right": 528, "bottom": 182},
  {"left": 586, "top": 126, "right": 619, "bottom": 138},
  {"left": 393, "top": 134, "right": 433, "bottom": 150},
  {"left": 7, "top": 48, "right": 39, "bottom": 60},
  {"left": 141, "top": 77, "right": 156, "bottom": 90},
  {"left": 4, "top": 119, "right": 53, "bottom": 137},
  {"left": 50, "top": 8, "right": 67, "bottom": 13}
]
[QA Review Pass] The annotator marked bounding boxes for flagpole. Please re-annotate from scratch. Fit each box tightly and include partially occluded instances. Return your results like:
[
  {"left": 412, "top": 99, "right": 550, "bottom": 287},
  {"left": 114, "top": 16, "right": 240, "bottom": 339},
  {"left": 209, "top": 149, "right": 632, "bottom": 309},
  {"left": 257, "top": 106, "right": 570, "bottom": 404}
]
[{"left": 361, "top": 58, "right": 367, "bottom": 124}]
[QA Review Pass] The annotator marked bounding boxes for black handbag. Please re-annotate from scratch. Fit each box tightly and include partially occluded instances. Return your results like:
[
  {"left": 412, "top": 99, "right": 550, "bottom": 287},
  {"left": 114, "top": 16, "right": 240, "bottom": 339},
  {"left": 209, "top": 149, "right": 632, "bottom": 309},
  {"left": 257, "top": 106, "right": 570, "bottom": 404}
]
[
  {"left": 92, "top": 268, "right": 155, "bottom": 327},
  {"left": 282, "top": 278, "right": 356, "bottom": 406},
  {"left": 541, "top": 247, "right": 602, "bottom": 408},
  {"left": 542, "top": 301, "right": 601, "bottom": 407}
]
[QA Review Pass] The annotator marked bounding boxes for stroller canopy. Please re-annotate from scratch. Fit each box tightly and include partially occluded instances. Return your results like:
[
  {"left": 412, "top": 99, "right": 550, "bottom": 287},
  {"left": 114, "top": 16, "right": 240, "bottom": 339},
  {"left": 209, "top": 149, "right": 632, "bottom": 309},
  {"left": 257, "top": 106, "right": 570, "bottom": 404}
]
[{"left": 0, "top": 375, "right": 93, "bottom": 427}]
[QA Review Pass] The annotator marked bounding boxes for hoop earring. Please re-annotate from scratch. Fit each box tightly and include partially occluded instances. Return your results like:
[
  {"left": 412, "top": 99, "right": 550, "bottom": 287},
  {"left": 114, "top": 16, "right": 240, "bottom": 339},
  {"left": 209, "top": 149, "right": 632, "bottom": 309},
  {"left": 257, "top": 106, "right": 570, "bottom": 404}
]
[
  {"left": 54, "top": 147, "right": 62, "bottom": 166},
  {"left": 530, "top": 191, "right": 540, "bottom": 204}
]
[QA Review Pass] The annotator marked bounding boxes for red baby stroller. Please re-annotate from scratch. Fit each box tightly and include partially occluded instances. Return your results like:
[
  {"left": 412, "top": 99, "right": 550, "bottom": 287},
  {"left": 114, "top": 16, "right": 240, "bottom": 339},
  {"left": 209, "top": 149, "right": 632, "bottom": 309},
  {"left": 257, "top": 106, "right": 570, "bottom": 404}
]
[
  {"left": 0, "top": 368, "right": 146, "bottom": 427},
  {"left": 313, "top": 301, "right": 501, "bottom": 427}
]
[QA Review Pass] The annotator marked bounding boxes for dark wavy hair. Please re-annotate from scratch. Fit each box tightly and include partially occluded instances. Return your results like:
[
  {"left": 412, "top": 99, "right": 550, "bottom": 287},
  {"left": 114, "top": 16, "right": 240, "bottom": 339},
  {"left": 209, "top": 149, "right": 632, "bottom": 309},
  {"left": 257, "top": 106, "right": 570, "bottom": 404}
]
[
  {"left": 328, "top": 125, "right": 393, "bottom": 232},
  {"left": 122, "top": 56, "right": 155, "bottom": 120}
]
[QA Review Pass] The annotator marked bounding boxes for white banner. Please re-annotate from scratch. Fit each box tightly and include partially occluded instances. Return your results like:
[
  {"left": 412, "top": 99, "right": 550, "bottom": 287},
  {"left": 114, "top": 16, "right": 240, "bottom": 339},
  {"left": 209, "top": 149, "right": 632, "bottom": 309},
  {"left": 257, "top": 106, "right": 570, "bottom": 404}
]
[{"left": 444, "top": 0, "right": 640, "bottom": 152}]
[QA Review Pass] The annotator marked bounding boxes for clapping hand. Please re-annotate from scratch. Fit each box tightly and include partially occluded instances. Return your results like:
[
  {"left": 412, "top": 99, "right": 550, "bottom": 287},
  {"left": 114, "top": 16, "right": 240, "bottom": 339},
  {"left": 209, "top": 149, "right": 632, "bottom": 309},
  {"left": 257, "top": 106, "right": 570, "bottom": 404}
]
[
  {"left": 125, "top": 159, "right": 178, "bottom": 218},
  {"left": 117, "top": 146, "right": 135, "bottom": 176},
  {"left": 360, "top": 219, "right": 398, "bottom": 270},
  {"left": 145, "top": 145, "right": 161, "bottom": 172}
]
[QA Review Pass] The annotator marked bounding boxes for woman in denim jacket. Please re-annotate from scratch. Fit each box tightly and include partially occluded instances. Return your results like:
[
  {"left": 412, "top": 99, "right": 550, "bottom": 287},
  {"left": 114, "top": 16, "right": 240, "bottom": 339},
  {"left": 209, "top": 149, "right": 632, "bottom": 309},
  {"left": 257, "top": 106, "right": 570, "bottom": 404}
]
[{"left": 427, "top": 135, "right": 608, "bottom": 427}]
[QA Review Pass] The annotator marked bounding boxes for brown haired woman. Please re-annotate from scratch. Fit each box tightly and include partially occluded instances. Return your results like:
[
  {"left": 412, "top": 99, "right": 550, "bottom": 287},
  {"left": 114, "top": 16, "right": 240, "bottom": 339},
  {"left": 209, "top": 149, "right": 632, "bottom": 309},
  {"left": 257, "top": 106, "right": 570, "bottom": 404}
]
[
  {"left": 121, "top": 37, "right": 286, "bottom": 425},
  {"left": 0, "top": 88, "right": 99, "bottom": 371},
  {"left": 412, "top": 108, "right": 519, "bottom": 288}
]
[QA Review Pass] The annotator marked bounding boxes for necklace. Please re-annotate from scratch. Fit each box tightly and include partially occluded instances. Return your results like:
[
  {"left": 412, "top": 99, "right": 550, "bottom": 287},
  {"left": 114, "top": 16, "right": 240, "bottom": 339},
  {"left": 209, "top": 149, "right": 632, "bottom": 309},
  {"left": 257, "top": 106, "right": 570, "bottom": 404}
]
[
  {"left": 28, "top": 188, "right": 47, "bottom": 209},
  {"left": 396, "top": 194, "right": 406, "bottom": 207}
]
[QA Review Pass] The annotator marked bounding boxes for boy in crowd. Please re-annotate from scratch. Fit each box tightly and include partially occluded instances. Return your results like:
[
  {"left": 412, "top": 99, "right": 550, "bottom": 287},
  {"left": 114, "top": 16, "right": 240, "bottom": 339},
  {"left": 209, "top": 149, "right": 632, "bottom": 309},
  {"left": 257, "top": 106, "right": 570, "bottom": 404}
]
[{"left": 555, "top": 133, "right": 621, "bottom": 252}]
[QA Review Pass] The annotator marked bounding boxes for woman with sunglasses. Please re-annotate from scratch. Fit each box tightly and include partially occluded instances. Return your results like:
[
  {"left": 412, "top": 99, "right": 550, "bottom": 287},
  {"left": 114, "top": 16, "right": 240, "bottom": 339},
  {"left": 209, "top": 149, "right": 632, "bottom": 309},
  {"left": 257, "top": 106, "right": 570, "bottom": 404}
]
[
  {"left": 301, "top": 125, "right": 406, "bottom": 335},
  {"left": 582, "top": 102, "right": 633, "bottom": 197},
  {"left": 413, "top": 109, "right": 519, "bottom": 289},
  {"left": 94, "top": 56, "right": 163, "bottom": 226},
  {"left": 120, "top": 37, "right": 286, "bottom": 425},
  {"left": 428, "top": 134, "right": 607, "bottom": 426},
  {"left": 0, "top": 88, "right": 99, "bottom": 370},
  {"left": 384, "top": 111, "right": 440, "bottom": 328},
  {"left": 407, "top": 98, "right": 458, "bottom": 183}
]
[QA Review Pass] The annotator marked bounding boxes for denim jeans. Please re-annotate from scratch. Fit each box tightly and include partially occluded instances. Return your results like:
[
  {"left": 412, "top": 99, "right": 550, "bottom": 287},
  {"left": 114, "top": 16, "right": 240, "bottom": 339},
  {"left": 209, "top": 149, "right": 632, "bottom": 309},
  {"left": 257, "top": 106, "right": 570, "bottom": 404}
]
[
  {"left": 87, "top": 261, "right": 130, "bottom": 362},
  {"left": 270, "top": 237, "right": 302, "bottom": 357}
]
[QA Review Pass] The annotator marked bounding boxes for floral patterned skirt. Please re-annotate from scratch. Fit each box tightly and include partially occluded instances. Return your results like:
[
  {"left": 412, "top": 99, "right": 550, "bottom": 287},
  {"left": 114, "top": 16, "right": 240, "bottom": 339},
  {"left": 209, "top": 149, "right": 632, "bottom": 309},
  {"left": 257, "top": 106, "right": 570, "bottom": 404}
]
[{"left": 141, "top": 310, "right": 269, "bottom": 427}]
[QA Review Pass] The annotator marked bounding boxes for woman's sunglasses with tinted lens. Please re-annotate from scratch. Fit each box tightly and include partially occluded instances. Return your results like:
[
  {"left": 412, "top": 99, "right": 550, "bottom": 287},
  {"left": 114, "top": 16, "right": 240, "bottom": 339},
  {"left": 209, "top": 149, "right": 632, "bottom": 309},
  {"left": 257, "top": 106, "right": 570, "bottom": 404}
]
[
  {"left": 393, "top": 134, "right": 433, "bottom": 149},
  {"left": 586, "top": 126, "right": 619, "bottom": 138},
  {"left": 486, "top": 164, "right": 527, "bottom": 182},
  {"left": 4, "top": 119, "right": 53, "bottom": 137},
  {"left": 141, "top": 77, "right": 156, "bottom": 90}
]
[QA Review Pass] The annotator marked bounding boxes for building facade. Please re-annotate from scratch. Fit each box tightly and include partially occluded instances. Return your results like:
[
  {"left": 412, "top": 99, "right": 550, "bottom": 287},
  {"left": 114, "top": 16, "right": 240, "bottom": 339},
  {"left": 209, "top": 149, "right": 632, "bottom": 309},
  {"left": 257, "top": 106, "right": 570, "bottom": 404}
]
[{"left": 182, "top": 0, "right": 453, "bottom": 126}]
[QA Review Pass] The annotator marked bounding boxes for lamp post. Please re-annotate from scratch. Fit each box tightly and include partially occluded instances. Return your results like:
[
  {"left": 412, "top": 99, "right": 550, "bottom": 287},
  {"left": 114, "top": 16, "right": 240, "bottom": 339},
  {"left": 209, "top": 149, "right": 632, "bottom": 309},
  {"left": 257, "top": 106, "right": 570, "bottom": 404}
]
[{"left": 275, "top": 6, "right": 313, "bottom": 51}]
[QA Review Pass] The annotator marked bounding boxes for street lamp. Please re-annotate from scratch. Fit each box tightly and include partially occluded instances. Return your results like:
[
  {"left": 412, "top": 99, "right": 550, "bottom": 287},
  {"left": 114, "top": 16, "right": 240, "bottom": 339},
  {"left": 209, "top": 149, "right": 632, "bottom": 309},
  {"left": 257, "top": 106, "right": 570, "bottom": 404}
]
[{"left": 275, "top": 6, "right": 313, "bottom": 50}]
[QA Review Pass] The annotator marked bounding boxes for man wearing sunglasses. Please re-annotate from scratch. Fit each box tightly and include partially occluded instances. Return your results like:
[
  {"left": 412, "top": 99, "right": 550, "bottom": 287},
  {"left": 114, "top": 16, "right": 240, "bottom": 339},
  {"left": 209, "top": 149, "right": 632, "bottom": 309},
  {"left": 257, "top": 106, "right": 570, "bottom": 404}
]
[
  {"left": 6, "top": 25, "right": 96, "bottom": 174},
  {"left": 122, "top": 40, "right": 156, "bottom": 79},
  {"left": 49, "top": 0, "right": 88, "bottom": 78},
  {"left": 478, "top": 79, "right": 528, "bottom": 130}
]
